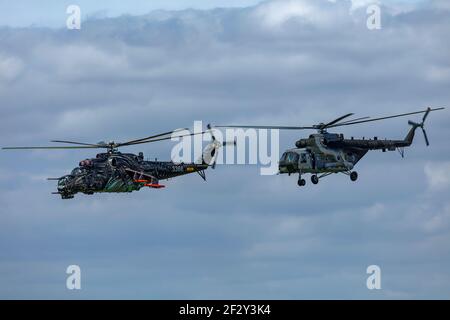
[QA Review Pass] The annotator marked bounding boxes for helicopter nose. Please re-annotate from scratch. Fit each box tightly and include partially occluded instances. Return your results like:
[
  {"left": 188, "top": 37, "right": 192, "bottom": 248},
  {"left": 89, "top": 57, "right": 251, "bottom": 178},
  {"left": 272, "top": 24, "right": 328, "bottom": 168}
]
[
  {"left": 57, "top": 180, "right": 66, "bottom": 191},
  {"left": 57, "top": 176, "right": 72, "bottom": 192}
]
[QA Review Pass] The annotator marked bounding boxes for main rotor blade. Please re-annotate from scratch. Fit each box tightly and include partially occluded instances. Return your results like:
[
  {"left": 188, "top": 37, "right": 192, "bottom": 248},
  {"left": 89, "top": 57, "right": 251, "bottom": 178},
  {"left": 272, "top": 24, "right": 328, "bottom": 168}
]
[
  {"left": 2, "top": 146, "right": 100, "bottom": 150},
  {"left": 2, "top": 130, "right": 207, "bottom": 151},
  {"left": 50, "top": 140, "right": 105, "bottom": 147},
  {"left": 338, "top": 116, "right": 371, "bottom": 124},
  {"left": 216, "top": 114, "right": 355, "bottom": 131},
  {"left": 328, "top": 107, "right": 445, "bottom": 128},
  {"left": 215, "top": 125, "right": 315, "bottom": 130},
  {"left": 321, "top": 113, "right": 354, "bottom": 129},
  {"left": 117, "top": 130, "right": 208, "bottom": 147},
  {"left": 119, "top": 129, "right": 187, "bottom": 146}
]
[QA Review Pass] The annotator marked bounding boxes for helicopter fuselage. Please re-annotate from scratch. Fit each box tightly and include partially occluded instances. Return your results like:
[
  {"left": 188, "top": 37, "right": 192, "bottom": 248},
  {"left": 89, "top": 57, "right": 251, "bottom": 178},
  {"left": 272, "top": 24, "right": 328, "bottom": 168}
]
[
  {"left": 55, "top": 151, "right": 208, "bottom": 199},
  {"left": 278, "top": 130, "right": 413, "bottom": 177}
]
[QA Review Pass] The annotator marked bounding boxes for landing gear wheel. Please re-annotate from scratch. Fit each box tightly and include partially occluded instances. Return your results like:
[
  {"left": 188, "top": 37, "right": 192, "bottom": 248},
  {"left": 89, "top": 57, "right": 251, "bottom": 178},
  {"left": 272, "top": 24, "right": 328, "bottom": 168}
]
[
  {"left": 350, "top": 171, "right": 358, "bottom": 182},
  {"left": 311, "top": 175, "right": 319, "bottom": 185},
  {"left": 298, "top": 178, "right": 306, "bottom": 187}
]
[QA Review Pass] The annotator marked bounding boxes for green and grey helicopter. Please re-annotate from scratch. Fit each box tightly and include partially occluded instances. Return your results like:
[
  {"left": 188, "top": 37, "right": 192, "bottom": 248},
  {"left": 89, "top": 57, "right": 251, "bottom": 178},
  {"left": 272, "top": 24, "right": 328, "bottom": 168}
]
[{"left": 217, "top": 107, "right": 445, "bottom": 187}]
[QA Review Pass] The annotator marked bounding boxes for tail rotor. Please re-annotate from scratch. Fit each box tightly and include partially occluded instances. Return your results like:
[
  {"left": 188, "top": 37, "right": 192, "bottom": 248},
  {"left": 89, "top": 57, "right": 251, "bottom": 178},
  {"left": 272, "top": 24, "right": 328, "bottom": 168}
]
[
  {"left": 204, "top": 124, "right": 236, "bottom": 169},
  {"left": 408, "top": 107, "right": 431, "bottom": 146}
]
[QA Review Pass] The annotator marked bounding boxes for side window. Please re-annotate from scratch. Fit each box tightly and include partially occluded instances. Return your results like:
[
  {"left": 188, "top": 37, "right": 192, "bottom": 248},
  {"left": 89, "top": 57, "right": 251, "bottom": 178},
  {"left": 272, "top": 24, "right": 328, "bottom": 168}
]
[{"left": 300, "top": 153, "right": 307, "bottom": 163}]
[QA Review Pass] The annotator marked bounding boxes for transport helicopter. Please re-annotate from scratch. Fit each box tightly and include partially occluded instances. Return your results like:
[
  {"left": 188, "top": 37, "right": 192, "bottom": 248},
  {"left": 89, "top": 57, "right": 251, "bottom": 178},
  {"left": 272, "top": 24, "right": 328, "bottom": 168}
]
[
  {"left": 217, "top": 107, "right": 445, "bottom": 187},
  {"left": 2, "top": 125, "right": 232, "bottom": 199}
]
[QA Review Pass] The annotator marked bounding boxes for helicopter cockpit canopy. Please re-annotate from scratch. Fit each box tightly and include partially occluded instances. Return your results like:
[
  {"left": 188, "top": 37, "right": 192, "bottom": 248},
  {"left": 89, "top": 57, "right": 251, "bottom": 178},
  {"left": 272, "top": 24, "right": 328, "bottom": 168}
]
[
  {"left": 71, "top": 167, "right": 82, "bottom": 175},
  {"left": 280, "top": 151, "right": 299, "bottom": 164}
]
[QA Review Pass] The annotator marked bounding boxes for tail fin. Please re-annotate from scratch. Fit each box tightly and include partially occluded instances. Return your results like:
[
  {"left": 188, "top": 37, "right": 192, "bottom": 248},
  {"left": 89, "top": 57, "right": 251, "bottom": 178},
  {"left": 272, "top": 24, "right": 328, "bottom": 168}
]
[{"left": 404, "top": 123, "right": 419, "bottom": 146}]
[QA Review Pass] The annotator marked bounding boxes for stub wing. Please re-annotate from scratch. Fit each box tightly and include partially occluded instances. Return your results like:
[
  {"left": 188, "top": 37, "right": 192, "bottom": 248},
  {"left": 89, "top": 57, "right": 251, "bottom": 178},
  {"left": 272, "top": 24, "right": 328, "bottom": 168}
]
[{"left": 124, "top": 168, "right": 166, "bottom": 188}]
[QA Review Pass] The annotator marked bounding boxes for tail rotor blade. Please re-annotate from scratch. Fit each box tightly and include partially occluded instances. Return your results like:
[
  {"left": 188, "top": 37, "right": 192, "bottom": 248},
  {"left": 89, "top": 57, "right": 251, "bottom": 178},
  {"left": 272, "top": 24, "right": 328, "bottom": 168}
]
[
  {"left": 207, "top": 124, "right": 216, "bottom": 141},
  {"left": 422, "top": 128, "right": 430, "bottom": 146},
  {"left": 422, "top": 107, "right": 431, "bottom": 122}
]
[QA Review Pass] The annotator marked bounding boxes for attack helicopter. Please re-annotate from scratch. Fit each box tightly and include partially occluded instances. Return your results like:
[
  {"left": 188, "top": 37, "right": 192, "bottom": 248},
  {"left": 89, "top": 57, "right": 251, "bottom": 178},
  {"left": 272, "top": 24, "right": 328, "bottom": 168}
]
[
  {"left": 217, "top": 107, "right": 445, "bottom": 187},
  {"left": 2, "top": 125, "right": 232, "bottom": 199}
]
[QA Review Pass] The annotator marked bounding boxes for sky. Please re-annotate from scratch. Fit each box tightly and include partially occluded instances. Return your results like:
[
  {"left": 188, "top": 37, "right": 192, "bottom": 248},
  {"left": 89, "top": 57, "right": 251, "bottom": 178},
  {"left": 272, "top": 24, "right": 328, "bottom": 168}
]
[
  {"left": 0, "top": 0, "right": 426, "bottom": 27},
  {"left": 0, "top": 0, "right": 450, "bottom": 299},
  {"left": 0, "top": 0, "right": 264, "bottom": 27}
]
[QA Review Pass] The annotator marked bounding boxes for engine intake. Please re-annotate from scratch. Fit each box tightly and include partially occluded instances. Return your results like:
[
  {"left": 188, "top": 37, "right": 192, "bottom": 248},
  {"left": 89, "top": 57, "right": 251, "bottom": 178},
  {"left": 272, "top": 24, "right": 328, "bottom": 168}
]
[{"left": 295, "top": 139, "right": 308, "bottom": 148}]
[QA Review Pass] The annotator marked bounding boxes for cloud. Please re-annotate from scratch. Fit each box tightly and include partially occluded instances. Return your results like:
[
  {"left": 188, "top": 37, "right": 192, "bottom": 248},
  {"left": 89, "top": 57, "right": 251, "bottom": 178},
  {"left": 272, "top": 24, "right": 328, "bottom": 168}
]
[
  {"left": 430, "top": 0, "right": 450, "bottom": 11},
  {"left": 350, "top": 0, "right": 380, "bottom": 11},
  {"left": 423, "top": 203, "right": 450, "bottom": 233},
  {"left": 425, "top": 161, "right": 450, "bottom": 190},
  {"left": 0, "top": 55, "right": 23, "bottom": 82},
  {"left": 253, "top": 0, "right": 335, "bottom": 27},
  {"left": 35, "top": 44, "right": 130, "bottom": 81}
]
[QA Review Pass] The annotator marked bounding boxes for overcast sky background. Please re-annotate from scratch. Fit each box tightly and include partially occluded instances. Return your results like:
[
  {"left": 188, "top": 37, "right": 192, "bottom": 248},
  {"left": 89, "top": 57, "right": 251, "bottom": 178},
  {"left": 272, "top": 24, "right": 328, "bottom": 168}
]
[{"left": 0, "top": 0, "right": 450, "bottom": 299}]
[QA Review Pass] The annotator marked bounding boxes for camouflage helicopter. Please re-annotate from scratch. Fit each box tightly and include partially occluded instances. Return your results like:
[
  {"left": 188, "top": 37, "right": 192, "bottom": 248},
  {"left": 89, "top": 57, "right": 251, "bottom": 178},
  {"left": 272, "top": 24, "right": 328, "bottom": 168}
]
[
  {"left": 2, "top": 125, "right": 232, "bottom": 199},
  {"left": 217, "top": 107, "right": 444, "bottom": 187}
]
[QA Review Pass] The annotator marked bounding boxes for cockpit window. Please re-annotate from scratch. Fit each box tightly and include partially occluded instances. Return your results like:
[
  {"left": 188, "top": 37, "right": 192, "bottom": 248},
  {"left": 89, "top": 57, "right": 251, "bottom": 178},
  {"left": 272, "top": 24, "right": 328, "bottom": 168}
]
[
  {"left": 282, "top": 152, "right": 299, "bottom": 163},
  {"left": 71, "top": 168, "right": 81, "bottom": 175}
]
